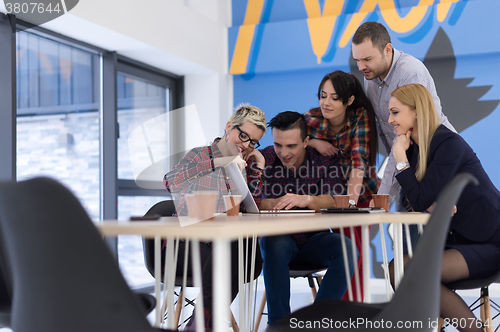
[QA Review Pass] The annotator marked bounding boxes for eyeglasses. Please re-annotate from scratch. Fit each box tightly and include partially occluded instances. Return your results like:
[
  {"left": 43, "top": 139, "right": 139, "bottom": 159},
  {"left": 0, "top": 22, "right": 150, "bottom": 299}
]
[{"left": 234, "top": 125, "right": 260, "bottom": 149}]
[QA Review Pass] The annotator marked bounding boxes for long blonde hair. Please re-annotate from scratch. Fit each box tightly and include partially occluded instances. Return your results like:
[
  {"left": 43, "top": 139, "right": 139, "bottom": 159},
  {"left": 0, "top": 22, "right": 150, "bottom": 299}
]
[{"left": 391, "top": 84, "right": 439, "bottom": 181}]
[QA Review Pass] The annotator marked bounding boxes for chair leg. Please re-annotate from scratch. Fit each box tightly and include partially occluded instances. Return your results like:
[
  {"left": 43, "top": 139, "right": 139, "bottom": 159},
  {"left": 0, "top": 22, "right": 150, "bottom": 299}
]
[
  {"left": 316, "top": 275, "right": 323, "bottom": 286},
  {"left": 437, "top": 317, "right": 445, "bottom": 331},
  {"left": 231, "top": 310, "right": 240, "bottom": 332},
  {"left": 307, "top": 276, "right": 318, "bottom": 300},
  {"left": 480, "top": 287, "right": 493, "bottom": 332},
  {"left": 253, "top": 290, "right": 267, "bottom": 332},
  {"left": 174, "top": 288, "right": 184, "bottom": 328}
]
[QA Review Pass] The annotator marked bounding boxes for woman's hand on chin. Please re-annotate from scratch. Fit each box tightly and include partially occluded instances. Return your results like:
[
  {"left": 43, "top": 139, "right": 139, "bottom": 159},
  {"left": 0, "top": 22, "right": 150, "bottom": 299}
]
[
  {"left": 243, "top": 149, "right": 265, "bottom": 169},
  {"left": 393, "top": 129, "right": 412, "bottom": 161}
]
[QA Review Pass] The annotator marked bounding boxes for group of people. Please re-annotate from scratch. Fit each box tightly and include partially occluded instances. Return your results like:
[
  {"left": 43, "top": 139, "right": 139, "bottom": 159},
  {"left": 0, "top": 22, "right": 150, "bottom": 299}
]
[{"left": 163, "top": 22, "right": 500, "bottom": 332}]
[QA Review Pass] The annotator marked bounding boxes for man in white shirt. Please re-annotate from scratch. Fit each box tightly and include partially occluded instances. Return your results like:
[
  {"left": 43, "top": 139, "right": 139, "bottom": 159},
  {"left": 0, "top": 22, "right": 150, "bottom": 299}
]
[{"left": 351, "top": 22, "right": 455, "bottom": 206}]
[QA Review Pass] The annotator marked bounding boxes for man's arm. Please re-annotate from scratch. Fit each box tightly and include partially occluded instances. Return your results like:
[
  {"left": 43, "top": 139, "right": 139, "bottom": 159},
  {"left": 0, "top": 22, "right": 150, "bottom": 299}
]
[
  {"left": 377, "top": 149, "right": 401, "bottom": 205},
  {"left": 266, "top": 193, "right": 334, "bottom": 211}
]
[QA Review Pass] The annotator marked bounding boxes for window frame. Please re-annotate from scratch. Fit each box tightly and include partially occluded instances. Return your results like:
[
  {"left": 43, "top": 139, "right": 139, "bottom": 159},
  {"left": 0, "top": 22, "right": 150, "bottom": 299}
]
[{"left": 0, "top": 13, "right": 184, "bottom": 258}]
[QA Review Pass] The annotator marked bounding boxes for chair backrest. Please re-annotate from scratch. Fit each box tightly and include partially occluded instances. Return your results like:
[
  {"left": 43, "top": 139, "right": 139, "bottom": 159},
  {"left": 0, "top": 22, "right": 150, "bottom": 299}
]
[
  {"left": 373, "top": 173, "right": 479, "bottom": 328},
  {"left": 0, "top": 177, "right": 155, "bottom": 332},
  {"left": 0, "top": 243, "right": 12, "bottom": 327},
  {"left": 143, "top": 200, "right": 176, "bottom": 278}
]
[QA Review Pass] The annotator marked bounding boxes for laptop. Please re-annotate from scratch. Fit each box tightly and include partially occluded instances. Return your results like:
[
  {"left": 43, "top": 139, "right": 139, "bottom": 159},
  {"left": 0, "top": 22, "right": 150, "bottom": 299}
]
[
  {"left": 320, "top": 207, "right": 385, "bottom": 213},
  {"left": 225, "top": 162, "right": 315, "bottom": 214}
]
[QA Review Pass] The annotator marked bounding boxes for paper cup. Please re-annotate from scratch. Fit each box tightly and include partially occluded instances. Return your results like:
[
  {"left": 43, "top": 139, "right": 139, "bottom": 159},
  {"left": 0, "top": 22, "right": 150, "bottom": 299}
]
[
  {"left": 372, "top": 194, "right": 389, "bottom": 212},
  {"left": 186, "top": 194, "right": 199, "bottom": 218},
  {"left": 223, "top": 195, "right": 242, "bottom": 216},
  {"left": 193, "top": 191, "right": 218, "bottom": 221},
  {"left": 334, "top": 195, "right": 350, "bottom": 208}
]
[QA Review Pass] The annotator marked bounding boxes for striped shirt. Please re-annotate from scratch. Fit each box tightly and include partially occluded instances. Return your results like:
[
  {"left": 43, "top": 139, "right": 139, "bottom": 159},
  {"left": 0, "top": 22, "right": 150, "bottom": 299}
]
[
  {"left": 365, "top": 48, "right": 456, "bottom": 204},
  {"left": 303, "top": 107, "right": 379, "bottom": 205}
]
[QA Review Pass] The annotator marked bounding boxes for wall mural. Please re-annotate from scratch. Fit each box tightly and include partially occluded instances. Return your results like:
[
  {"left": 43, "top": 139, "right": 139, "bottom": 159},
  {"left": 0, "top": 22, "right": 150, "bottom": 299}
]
[{"left": 229, "top": 0, "right": 500, "bottom": 278}]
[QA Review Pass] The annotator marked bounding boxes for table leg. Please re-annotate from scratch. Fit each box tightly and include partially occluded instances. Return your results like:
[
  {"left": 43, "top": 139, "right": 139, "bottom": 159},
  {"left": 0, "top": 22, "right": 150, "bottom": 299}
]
[
  {"left": 213, "top": 238, "right": 231, "bottom": 332},
  {"left": 165, "top": 237, "right": 175, "bottom": 329},
  {"left": 339, "top": 228, "right": 353, "bottom": 301},
  {"left": 154, "top": 236, "right": 162, "bottom": 327},
  {"left": 246, "top": 235, "right": 257, "bottom": 332},
  {"left": 350, "top": 226, "right": 361, "bottom": 302},
  {"left": 361, "top": 225, "right": 370, "bottom": 303},
  {"left": 191, "top": 239, "right": 205, "bottom": 332},
  {"left": 238, "top": 236, "right": 245, "bottom": 330},
  {"left": 378, "top": 223, "right": 392, "bottom": 301},
  {"left": 404, "top": 224, "right": 413, "bottom": 258},
  {"left": 393, "top": 223, "right": 404, "bottom": 289}
]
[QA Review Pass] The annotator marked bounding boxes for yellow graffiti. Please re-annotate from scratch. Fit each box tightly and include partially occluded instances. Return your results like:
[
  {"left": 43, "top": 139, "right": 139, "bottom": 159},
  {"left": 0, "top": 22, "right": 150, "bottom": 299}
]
[
  {"left": 231, "top": 0, "right": 460, "bottom": 74},
  {"left": 437, "top": 0, "right": 459, "bottom": 22},
  {"left": 304, "top": 0, "right": 345, "bottom": 64},
  {"left": 229, "top": 0, "right": 266, "bottom": 74},
  {"left": 340, "top": 0, "right": 435, "bottom": 47}
]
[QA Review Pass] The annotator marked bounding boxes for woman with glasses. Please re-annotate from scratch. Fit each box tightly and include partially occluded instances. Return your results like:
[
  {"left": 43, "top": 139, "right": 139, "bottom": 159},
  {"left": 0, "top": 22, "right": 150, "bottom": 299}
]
[{"left": 163, "top": 103, "right": 266, "bottom": 331}]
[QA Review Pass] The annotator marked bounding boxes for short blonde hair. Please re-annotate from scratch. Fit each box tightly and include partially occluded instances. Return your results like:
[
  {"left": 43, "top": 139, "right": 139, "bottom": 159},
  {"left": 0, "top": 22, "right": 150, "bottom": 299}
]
[
  {"left": 229, "top": 103, "right": 267, "bottom": 134},
  {"left": 391, "top": 84, "right": 439, "bottom": 181}
]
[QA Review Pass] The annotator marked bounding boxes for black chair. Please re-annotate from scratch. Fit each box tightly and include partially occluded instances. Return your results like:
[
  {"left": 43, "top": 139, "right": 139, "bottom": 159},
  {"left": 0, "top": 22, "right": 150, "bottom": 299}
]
[
  {"left": 142, "top": 200, "right": 249, "bottom": 331},
  {"left": 445, "top": 272, "right": 500, "bottom": 332},
  {"left": 142, "top": 200, "right": 195, "bottom": 328},
  {"left": 0, "top": 177, "right": 172, "bottom": 332},
  {"left": 253, "top": 263, "right": 328, "bottom": 332},
  {"left": 0, "top": 245, "right": 11, "bottom": 327},
  {"left": 269, "top": 173, "right": 479, "bottom": 331}
]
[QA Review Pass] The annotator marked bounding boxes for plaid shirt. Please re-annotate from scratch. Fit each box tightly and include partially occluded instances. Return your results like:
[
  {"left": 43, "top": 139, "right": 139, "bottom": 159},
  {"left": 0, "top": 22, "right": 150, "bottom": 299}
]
[
  {"left": 260, "top": 146, "right": 343, "bottom": 248},
  {"left": 164, "top": 138, "right": 264, "bottom": 216},
  {"left": 303, "top": 107, "right": 379, "bottom": 205}
]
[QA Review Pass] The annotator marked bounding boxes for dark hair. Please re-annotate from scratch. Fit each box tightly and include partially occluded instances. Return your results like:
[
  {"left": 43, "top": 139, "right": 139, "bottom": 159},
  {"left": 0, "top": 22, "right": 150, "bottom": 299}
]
[
  {"left": 352, "top": 22, "right": 391, "bottom": 54},
  {"left": 267, "top": 111, "right": 308, "bottom": 141},
  {"left": 313, "top": 70, "right": 378, "bottom": 166}
]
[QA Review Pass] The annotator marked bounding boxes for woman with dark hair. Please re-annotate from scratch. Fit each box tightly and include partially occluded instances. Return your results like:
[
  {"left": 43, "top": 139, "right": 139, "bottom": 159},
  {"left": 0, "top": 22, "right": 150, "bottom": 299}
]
[
  {"left": 303, "top": 70, "right": 379, "bottom": 301},
  {"left": 305, "top": 70, "right": 378, "bottom": 207}
]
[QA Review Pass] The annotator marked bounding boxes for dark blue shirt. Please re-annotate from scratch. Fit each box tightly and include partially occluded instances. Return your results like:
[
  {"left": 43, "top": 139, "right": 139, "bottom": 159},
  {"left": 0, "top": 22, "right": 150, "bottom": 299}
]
[
  {"left": 396, "top": 125, "right": 500, "bottom": 243},
  {"left": 259, "top": 146, "right": 343, "bottom": 248}
]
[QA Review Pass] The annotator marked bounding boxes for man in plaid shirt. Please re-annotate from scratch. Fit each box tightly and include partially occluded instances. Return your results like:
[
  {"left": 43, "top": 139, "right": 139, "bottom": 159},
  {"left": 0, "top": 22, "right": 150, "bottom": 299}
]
[{"left": 258, "top": 111, "right": 356, "bottom": 326}]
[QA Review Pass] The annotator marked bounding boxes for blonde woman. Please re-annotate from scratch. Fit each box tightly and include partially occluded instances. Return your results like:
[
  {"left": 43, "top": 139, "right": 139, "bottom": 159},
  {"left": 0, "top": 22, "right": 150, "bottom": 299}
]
[
  {"left": 388, "top": 84, "right": 500, "bottom": 332},
  {"left": 164, "top": 104, "right": 266, "bottom": 330}
]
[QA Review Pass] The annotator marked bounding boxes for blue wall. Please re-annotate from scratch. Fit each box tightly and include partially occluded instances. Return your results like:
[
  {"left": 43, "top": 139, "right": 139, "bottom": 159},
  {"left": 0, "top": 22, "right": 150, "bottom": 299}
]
[{"left": 229, "top": 0, "right": 500, "bottom": 278}]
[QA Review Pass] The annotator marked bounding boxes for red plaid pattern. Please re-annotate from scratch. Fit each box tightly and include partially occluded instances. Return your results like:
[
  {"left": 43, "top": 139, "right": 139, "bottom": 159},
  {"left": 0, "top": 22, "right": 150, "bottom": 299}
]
[
  {"left": 164, "top": 138, "right": 264, "bottom": 216},
  {"left": 259, "top": 146, "right": 342, "bottom": 248},
  {"left": 303, "top": 107, "right": 379, "bottom": 204}
]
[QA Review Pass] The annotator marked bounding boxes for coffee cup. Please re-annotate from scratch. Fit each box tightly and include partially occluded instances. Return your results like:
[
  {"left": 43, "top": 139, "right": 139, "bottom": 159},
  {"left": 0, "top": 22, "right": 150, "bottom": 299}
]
[
  {"left": 334, "top": 195, "right": 350, "bottom": 208},
  {"left": 223, "top": 195, "right": 242, "bottom": 217}
]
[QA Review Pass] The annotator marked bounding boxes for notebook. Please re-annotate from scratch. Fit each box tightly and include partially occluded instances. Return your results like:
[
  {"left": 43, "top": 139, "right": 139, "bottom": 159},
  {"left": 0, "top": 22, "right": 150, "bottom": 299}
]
[
  {"left": 225, "top": 161, "right": 315, "bottom": 214},
  {"left": 320, "top": 207, "right": 385, "bottom": 213}
]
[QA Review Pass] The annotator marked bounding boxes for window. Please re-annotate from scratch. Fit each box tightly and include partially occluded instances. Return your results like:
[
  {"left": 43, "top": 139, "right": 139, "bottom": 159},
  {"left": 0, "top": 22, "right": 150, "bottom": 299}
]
[
  {"left": 16, "top": 30, "right": 101, "bottom": 219},
  {"left": 2, "top": 17, "right": 183, "bottom": 289},
  {"left": 116, "top": 65, "right": 177, "bottom": 288}
]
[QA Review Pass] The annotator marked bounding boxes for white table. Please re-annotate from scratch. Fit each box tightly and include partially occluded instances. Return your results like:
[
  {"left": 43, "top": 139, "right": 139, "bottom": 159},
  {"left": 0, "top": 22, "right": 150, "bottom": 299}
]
[{"left": 98, "top": 212, "right": 429, "bottom": 331}]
